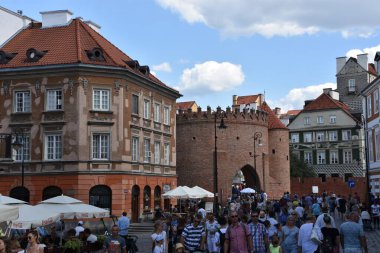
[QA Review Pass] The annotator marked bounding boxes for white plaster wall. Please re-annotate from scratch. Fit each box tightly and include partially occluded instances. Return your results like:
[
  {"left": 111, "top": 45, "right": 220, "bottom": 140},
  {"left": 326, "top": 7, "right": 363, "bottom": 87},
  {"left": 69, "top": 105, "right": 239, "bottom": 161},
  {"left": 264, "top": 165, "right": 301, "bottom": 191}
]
[{"left": 0, "top": 7, "right": 31, "bottom": 46}]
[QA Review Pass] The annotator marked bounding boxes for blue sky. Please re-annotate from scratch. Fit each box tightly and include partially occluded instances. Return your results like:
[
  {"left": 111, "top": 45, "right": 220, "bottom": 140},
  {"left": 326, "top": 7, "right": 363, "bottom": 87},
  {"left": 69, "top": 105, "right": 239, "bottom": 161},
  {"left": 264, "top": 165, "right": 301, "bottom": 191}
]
[{"left": 2, "top": 0, "right": 380, "bottom": 112}]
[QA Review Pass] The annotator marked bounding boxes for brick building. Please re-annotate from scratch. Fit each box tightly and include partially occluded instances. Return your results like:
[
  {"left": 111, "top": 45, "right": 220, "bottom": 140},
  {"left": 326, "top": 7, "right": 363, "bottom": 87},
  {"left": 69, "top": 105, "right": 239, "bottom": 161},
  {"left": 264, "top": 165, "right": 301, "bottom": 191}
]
[
  {"left": 0, "top": 10, "right": 180, "bottom": 222},
  {"left": 176, "top": 97, "right": 290, "bottom": 201}
]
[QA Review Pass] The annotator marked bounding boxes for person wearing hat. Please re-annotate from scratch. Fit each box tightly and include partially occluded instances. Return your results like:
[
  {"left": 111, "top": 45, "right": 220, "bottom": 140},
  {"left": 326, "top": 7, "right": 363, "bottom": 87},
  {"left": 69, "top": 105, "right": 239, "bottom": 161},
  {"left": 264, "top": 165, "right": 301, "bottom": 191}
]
[
  {"left": 153, "top": 234, "right": 165, "bottom": 253},
  {"left": 75, "top": 221, "right": 85, "bottom": 237},
  {"left": 174, "top": 243, "right": 184, "bottom": 253}
]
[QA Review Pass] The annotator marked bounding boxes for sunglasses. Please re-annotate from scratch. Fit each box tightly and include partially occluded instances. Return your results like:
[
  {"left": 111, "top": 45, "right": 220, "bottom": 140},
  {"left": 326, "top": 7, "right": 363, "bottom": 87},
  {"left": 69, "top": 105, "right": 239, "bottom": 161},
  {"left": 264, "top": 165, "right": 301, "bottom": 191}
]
[
  {"left": 251, "top": 215, "right": 258, "bottom": 217},
  {"left": 231, "top": 215, "right": 238, "bottom": 218}
]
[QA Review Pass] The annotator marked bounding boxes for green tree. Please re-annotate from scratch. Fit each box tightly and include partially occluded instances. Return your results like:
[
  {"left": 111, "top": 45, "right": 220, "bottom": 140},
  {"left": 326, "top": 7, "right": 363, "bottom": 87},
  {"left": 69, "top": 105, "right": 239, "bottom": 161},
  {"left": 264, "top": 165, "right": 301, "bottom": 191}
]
[{"left": 290, "top": 152, "right": 316, "bottom": 178}]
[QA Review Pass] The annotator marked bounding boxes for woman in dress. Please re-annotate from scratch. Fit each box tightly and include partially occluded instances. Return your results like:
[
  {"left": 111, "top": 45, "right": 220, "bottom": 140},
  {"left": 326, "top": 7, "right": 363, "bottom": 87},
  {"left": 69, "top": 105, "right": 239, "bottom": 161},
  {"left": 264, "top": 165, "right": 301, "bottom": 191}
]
[
  {"left": 25, "top": 230, "right": 44, "bottom": 253},
  {"left": 151, "top": 220, "right": 167, "bottom": 253},
  {"left": 281, "top": 216, "right": 299, "bottom": 253},
  {"left": 205, "top": 213, "right": 219, "bottom": 253}
]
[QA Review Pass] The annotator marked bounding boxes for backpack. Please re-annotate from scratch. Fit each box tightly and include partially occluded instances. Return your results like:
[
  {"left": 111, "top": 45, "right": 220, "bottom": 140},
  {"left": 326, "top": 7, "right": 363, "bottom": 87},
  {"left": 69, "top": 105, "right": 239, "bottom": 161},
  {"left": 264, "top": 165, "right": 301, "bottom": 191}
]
[
  {"left": 320, "top": 234, "right": 334, "bottom": 253},
  {"left": 217, "top": 229, "right": 226, "bottom": 253}
]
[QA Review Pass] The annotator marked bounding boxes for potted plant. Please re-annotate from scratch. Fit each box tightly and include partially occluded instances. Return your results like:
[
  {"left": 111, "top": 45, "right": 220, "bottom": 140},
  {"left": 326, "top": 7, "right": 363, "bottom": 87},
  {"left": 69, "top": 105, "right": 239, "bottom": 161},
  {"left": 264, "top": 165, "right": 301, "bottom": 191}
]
[{"left": 62, "top": 238, "right": 82, "bottom": 253}]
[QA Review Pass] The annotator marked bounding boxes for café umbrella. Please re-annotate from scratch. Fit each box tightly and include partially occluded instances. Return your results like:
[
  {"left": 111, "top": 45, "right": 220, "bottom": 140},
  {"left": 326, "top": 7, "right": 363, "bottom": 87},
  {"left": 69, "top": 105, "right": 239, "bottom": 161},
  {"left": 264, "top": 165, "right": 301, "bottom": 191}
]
[
  {"left": 0, "top": 204, "right": 19, "bottom": 222},
  {"left": 10, "top": 205, "right": 61, "bottom": 229}
]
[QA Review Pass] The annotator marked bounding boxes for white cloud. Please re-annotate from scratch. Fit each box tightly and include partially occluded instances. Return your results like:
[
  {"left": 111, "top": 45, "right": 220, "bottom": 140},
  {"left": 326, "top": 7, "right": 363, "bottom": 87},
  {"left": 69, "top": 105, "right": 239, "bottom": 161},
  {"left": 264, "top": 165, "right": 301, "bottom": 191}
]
[
  {"left": 268, "top": 83, "right": 337, "bottom": 112},
  {"left": 175, "top": 61, "right": 245, "bottom": 95},
  {"left": 155, "top": 0, "right": 380, "bottom": 37},
  {"left": 152, "top": 62, "right": 172, "bottom": 72},
  {"left": 346, "top": 45, "right": 380, "bottom": 63}
]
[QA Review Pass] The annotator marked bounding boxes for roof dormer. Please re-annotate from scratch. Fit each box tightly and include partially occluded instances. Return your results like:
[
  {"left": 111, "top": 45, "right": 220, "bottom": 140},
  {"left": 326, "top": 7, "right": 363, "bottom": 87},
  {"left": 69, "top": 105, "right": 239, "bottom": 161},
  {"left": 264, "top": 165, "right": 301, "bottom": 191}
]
[{"left": 0, "top": 50, "right": 17, "bottom": 64}]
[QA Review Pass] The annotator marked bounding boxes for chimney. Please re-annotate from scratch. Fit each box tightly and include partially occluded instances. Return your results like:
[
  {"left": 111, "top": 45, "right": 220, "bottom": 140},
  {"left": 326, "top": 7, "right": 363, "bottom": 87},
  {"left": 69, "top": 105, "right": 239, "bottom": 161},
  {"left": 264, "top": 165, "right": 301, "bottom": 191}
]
[
  {"left": 323, "top": 88, "right": 332, "bottom": 94},
  {"left": 84, "top": 20, "right": 101, "bottom": 33},
  {"left": 274, "top": 107, "right": 281, "bottom": 116},
  {"left": 40, "top": 10, "right": 73, "bottom": 28},
  {"left": 328, "top": 90, "right": 339, "bottom": 100},
  {"left": 232, "top": 95, "right": 238, "bottom": 105},
  {"left": 374, "top": 52, "right": 380, "bottom": 74},
  {"left": 336, "top": 56, "right": 347, "bottom": 74},
  {"left": 357, "top": 53, "right": 368, "bottom": 71}
]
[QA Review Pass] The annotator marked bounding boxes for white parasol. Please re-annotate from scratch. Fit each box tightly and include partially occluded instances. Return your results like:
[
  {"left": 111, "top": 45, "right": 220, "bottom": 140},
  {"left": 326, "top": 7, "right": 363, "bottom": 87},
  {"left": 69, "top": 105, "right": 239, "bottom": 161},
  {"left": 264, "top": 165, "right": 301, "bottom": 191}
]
[{"left": 240, "top": 187, "right": 256, "bottom": 194}]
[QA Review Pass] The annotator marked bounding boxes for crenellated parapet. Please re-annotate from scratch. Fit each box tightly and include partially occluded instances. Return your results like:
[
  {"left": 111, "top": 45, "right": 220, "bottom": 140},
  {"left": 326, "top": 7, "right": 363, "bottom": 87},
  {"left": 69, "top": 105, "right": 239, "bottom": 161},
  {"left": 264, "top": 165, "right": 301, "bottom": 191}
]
[{"left": 176, "top": 105, "right": 268, "bottom": 126}]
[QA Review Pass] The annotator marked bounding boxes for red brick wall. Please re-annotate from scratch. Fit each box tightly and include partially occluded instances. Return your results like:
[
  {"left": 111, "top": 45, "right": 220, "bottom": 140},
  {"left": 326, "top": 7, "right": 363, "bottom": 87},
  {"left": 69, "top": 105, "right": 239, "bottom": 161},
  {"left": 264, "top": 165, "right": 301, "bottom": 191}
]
[{"left": 291, "top": 177, "right": 367, "bottom": 201}]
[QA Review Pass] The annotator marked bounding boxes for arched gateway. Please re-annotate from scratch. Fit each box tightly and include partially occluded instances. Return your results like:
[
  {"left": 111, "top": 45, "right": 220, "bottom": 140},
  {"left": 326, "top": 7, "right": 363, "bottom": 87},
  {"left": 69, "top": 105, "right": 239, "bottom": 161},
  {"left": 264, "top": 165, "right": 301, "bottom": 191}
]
[{"left": 232, "top": 165, "right": 262, "bottom": 195}]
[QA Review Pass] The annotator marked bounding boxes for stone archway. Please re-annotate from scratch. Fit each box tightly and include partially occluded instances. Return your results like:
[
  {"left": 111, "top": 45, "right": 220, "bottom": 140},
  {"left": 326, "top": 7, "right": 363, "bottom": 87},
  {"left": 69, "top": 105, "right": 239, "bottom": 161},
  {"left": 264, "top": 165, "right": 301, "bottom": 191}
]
[{"left": 240, "top": 164, "right": 262, "bottom": 192}]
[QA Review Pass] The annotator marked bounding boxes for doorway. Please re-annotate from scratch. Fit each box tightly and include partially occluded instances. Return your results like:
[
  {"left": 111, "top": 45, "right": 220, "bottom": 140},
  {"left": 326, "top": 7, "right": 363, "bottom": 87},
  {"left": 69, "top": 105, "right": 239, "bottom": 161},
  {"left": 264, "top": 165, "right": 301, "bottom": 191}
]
[{"left": 131, "top": 185, "right": 140, "bottom": 222}]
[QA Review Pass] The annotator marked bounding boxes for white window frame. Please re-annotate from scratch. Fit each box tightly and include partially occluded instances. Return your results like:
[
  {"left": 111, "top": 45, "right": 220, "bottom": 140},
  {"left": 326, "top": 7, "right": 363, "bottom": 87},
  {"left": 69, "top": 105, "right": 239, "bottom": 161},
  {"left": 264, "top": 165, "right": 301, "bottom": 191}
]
[
  {"left": 303, "top": 132, "right": 313, "bottom": 143},
  {"left": 44, "top": 133, "right": 62, "bottom": 160},
  {"left": 92, "top": 133, "right": 110, "bottom": 160},
  {"left": 143, "top": 138, "right": 150, "bottom": 163},
  {"left": 343, "top": 149, "right": 352, "bottom": 164},
  {"left": 317, "top": 150, "right": 326, "bottom": 164},
  {"left": 291, "top": 133, "right": 299, "bottom": 143},
  {"left": 330, "top": 150, "right": 338, "bottom": 164},
  {"left": 304, "top": 117, "right": 310, "bottom": 125},
  {"left": 131, "top": 136, "right": 139, "bottom": 162},
  {"left": 12, "top": 135, "right": 30, "bottom": 161},
  {"left": 367, "top": 95, "right": 372, "bottom": 118},
  {"left": 348, "top": 79, "right": 356, "bottom": 92},
  {"left": 143, "top": 99, "right": 150, "bottom": 119},
  {"left": 374, "top": 90, "right": 379, "bottom": 114},
  {"left": 154, "top": 141, "right": 160, "bottom": 164},
  {"left": 316, "top": 132, "right": 325, "bottom": 142},
  {"left": 328, "top": 131, "right": 338, "bottom": 141},
  {"left": 46, "top": 89, "right": 63, "bottom": 111},
  {"left": 154, "top": 103, "right": 161, "bottom": 122},
  {"left": 376, "top": 127, "right": 380, "bottom": 161},
  {"left": 132, "top": 94, "right": 139, "bottom": 115},
  {"left": 164, "top": 106, "right": 170, "bottom": 125},
  {"left": 342, "top": 130, "right": 351, "bottom": 141},
  {"left": 14, "top": 91, "right": 31, "bottom": 112},
  {"left": 92, "top": 89, "right": 110, "bottom": 111},
  {"left": 369, "top": 130, "right": 374, "bottom": 162},
  {"left": 330, "top": 115, "right": 336, "bottom": 124},
  {"left": 317, "top": 116, "right": 324, "bottom": 124},
  {"left": 304, "top": 151, "right": 312, "bottom": 164},
  {"left": 164, "top": 143, "right": 170, "bottom": 165}
]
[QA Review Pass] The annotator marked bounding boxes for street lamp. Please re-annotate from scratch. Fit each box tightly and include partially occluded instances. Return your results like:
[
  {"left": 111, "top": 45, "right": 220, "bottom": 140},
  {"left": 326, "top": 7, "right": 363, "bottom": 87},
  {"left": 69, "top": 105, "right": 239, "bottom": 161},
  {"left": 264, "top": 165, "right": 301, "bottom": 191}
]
[
  {"left": 214, "top": 108, "right": 227, "bottom": 217},
  {"left": 359, "top": 115, "right": 371, "bottom": 208},
  {"left": 11, "top": 130, "right": 25, "bottom": 188},
  {"left": 250, "top": 132, "right": 263, "bottom": 190}
]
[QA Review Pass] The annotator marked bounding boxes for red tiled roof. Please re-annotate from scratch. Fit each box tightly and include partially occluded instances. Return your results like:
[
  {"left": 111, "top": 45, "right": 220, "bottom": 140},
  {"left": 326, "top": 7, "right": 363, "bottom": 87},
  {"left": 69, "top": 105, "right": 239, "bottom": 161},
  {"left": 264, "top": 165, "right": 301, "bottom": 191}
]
[
  {"left": 177, "top": 101, "right": 196, "bottom": 110},
  {"left": 261, "top": 102, "right": 287, "bottom": 130},
  {"left": 236, "top": 95, "right": 259, "bottom": 105},
  {"left": 0, "top": 19, "right": 176, "bottom": 91},
  {"left": 287, "top": 110, "right": 301, "bottom": 116},
  {"left": 368, "top": 63, "right": 377, "bottom": 76}
]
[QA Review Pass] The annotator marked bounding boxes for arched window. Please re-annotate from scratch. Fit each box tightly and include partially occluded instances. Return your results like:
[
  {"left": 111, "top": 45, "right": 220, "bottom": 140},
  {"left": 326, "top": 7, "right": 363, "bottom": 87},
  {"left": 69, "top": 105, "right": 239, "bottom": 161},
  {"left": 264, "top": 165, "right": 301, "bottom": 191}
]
[
  {"left": 89, "top": 185, "right": 112, "bottom": 214},
  {"left": 9, "top": 186, "right": 29, "bottom": 203},
  {"left": 154, "top": 186, "right": 161, "bottom": 209},
  {"left": 42, "top": 186, "right": 62, "bottom": 200},
  {"left": 143, "top": 185, "right": 151, "bottom": 211}
]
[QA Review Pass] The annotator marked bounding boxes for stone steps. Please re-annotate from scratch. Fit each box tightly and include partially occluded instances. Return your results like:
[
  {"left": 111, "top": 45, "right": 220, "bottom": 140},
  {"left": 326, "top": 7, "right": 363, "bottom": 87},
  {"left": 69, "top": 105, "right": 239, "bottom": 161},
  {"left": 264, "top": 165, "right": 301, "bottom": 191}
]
[{"left": 128, "top": 222, "right": 154, "bottom": 234}]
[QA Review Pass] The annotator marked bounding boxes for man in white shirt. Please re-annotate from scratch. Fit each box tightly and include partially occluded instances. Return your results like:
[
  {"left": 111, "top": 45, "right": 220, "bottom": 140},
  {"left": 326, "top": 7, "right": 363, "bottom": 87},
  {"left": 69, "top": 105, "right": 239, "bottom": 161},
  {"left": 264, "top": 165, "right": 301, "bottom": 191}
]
[
  {"left": 75, "top": 221, "right": 85, "bottom": 236},
  {"left": 295, "top": 203, "right": 305, "bottom": 220},
  {"left": 298, "top": 214, "right": 321, "bottom": 253}
]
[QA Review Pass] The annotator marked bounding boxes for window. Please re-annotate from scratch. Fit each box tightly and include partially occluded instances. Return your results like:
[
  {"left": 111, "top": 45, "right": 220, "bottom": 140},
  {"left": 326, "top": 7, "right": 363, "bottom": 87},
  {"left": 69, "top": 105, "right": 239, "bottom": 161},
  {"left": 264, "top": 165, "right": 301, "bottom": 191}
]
[
  {"left": 304, "top": 151, "right": 312, "bottom": 164},
  {"left": 375, "top": 90, "right": 379, "bottom": 114},
  {"left": 330, "top": 150, "right": 338, "bottom": 164},
  {"left": 317, "top": 150, "right": 326, "bottom": 164},
  {"left": 317, "top": 116, "right": 324, "bottom": 124},
  {"left": 331, "top": 173, "right": 339, "bottom": 178},
  {"left": 318, "top": 174, "right": 326, "bottom": 182},
  {"left": 369, "top": 130, "right": 374, "bottom": 162},
  {"left": 132, "top": 137, "right": 139, "bottom": 161},
  {"left": 348, "top": 79, "right": 356, "bottom": 92},
  {"left": 89, "top": 185, "right": 112, "bottom": 213},
  {"left": 143, "top": 99, "right": 150, "bottom": 119},
  {"left": 344, "top": 173, "right": 353, "bottom": 182},
  {"left": 92, "top": 134, "right": 109, "bottom": 160},
  {"left": 154, "top": 103, "right": 161, "bottom": 122},
  {"left": 342, "top": 130, "right": 351, "bottom": 141},
  {"left": 132, "top": 94, "right": 139, "bottom": 115},
  {"left": 143, "top": 139, "right": 150, "bottom": 163},
  {"left": 330, "top": 115, "right": 336, "bottom": 124},
  {"left": 328, "top": 131, "right": 338, "bottom": 141},
  {"left": 164, "top": 143, "right": 170, "bottom": 165},
  {"left": 291, "top": 133, "right": 299, "bottom": 143},
  {"left": 367, "top": 96, "right": 372, "bottom": 118},
  {"left": 343, "top": 150, "right": 352, "bottom": 164},
  {"left": 12, "top": 135, "right": 30, "bottom": 161},
  {"left": 376, "top": 127, "right": 380, "bottom": 161},
  {"left": 93, "top": 89, "right": 109, "bottom": 111},
  {"left": 154, "top": 141, "right": 160, "bottom": 164},
  {"left": 303, "top": 132, "right": 313, "bottom": 143},
  {"left": 46, "top": 89, "right": 62, "bottom": 111},
  {"left": 14, "top": 91, "right": 31, "bottom": 112},
  {"left": 45, "top": 134, "right": 62, "bottom": 160},
  {"left": 304, "top": 117, "right": 310, "bottom": 125},
  {"left": 164, "top": 106, "right": 170, "bottom": 125},
  {"left": 42, "top": 186, "right": 62, "bottom": 200},
  {"left": 316, "top": 132, "right": 325, "bottom": 142}
]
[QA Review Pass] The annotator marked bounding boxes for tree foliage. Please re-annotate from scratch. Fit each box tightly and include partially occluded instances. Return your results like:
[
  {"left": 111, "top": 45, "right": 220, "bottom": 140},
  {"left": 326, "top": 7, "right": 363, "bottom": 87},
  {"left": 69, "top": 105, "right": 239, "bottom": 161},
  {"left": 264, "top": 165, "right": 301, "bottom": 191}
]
[{"left": 290, "top": 152, "right": 316, "bottom": 178}]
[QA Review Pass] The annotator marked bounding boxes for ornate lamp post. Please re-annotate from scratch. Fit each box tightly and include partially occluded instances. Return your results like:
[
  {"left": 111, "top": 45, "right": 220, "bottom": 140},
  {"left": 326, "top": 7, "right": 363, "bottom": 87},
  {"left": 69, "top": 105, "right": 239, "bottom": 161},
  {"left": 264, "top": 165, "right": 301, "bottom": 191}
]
[
  {"left": 360, "top": 114, "right": 371, "bottom": 208},
  {"left": 12, "top": 130, "right": 25, "bottom": 187},
  {"left": 214, "top": 108, "right": 227, "bottom": 217},
  {"left": 250, "top": 132, "right": 263, "bottom": 190}
]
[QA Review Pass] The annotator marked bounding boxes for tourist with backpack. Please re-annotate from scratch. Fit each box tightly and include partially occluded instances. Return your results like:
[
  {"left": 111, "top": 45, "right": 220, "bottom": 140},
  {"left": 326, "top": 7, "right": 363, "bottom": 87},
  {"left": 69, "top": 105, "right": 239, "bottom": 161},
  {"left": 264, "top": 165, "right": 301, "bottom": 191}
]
[
  {"left": 320, "top": 214, "right": 340, "bottom": 253},
  {"left": 224, "top": 211, "right": 253, "bottom": 253},
  {"left": 216, "top": 216, "right": 228, "bottom": 253}
]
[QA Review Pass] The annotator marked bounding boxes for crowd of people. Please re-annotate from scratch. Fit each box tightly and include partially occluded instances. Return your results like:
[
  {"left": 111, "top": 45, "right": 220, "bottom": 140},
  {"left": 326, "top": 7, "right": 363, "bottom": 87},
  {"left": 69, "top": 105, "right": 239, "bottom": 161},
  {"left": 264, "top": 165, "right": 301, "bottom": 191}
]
[{"left": 150, "top": 191, "right": 377, "bottom": 253}]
